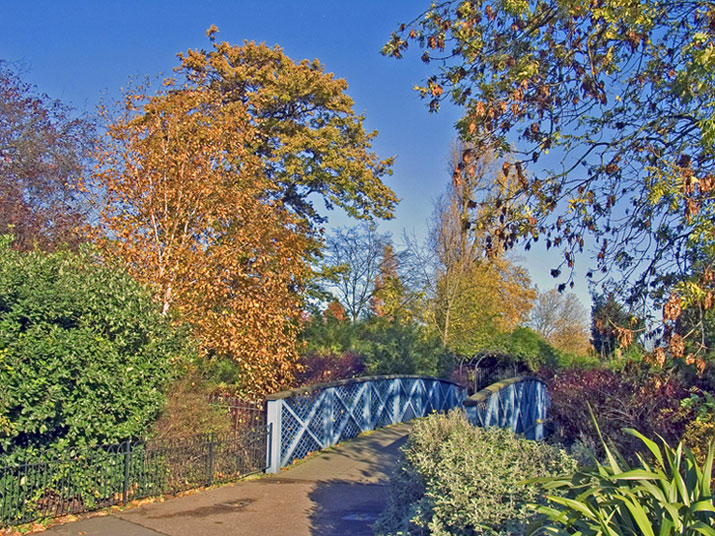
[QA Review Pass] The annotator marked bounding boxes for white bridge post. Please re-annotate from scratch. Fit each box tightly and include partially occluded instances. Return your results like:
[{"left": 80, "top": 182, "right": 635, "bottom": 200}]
[{"left": 265, "top": 398, "right": 282, "bottom": 474}]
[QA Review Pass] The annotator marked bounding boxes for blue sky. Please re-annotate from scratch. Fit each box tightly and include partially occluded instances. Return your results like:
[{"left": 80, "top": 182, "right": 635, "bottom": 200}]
[{"left": 0, "top": 0, "right": 592, "bottom": 308}]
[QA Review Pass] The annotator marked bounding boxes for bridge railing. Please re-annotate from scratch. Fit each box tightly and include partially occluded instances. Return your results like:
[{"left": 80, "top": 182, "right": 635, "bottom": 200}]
[
  {"left": 265, "top": 375, "right": 466, "bottom": 472},
  {"left": 463, "top": 376, "right": 549, "bottom": 440}
]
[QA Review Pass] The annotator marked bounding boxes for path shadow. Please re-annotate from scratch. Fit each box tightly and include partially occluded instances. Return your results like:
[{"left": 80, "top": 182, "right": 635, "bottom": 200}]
[
  {"left": 142, "top": 498, "right": 256, "bottom": 519},
  {"left": 316, "top": 431, "right": 408, "bottom": 480},
  {"left": 307, "top": 479, "right": 390, "bottom": 536}
]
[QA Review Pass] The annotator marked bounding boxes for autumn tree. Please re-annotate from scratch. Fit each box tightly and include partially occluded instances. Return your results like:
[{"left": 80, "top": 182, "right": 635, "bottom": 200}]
[
  {"left": 370, "top": 243, "right": 421, "bottom": 322},
  {"left": 0, "top": 62, "right": 94, "bottom": 250},
  {"left": 385, "top": 1, "right": 715, "bottom": 356},
  {"left": 93, "top": 31, "right": 399, "bottom": 395},
  {"left": 92, "top": 80, "right": 308, "bottom": 397},
  {"left": 179, "top": 28, "right": 398, "bottom": 235},
  {"left": 530, "top": 289, "right": 591, "bottom": 356},
  {"left": 428, "top": 141, "right": 535, "bottom": 355}
]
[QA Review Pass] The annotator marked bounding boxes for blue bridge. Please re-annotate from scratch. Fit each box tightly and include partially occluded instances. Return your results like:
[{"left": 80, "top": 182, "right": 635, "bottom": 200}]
[{"left": 264, "top": 374, "right": 549, "bottom": 473}]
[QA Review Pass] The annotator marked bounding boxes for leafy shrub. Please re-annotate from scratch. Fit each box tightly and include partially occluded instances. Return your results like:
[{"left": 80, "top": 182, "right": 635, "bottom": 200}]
[
  {"left": 531, "top": 427, "right": 715, "bottom": 535},
  {"left": 680, "top": 388, "right": 715, "bottom": 466},
  {"left": 0, "top": 239, "right": 185, "bottom": 457},
  {"left": 547, "top": 368, "right": 690, "bottom": 460},
  {"left": 299, "top": 309, "right": 365, "bottom": 356},
  {"left": 375, "top": 410, "right": 576, "bottom": 535},
  {"left": 489, "top": 327, "right": 569, "bottom": 371},
  {"left": 469, "top": 327, "right": 595, "bottom": 388},
  {"left": 151, "top": 360, "right": 234, "bottom": 441},
  {"left": 454, "top": 328, "right": 593, "bottom": 393},
  {"left": 361, "top": 317, "right": 454, "bottom": 377},
  {"left": 299, "top": 312, "right": 454, "bottom": 379}
]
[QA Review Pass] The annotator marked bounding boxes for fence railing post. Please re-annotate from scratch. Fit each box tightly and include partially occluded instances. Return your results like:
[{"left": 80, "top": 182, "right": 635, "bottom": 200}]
[
  {"left": 207, "top": 434, "right": 215, "bottom": 487},
  {"left": 122, "top": 440, "right": 131, "bottom": 504},
  {"left": 324, "top": 388, "right": 334, "bottom": 446},
  {"left": 363, "top": 383, "right": 371, "bottom": 432},
  {"left": 265, "top": 399, "right": 282, "bottom": 473},
  {"left": 535, "top": 382, "right": 547, "bottom": 441},
  {"left": 396, "top": 379, "right": 402, "bottom": 423}
]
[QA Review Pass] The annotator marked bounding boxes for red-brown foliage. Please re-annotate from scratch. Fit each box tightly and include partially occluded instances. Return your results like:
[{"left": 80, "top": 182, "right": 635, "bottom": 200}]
[
  {"left": 547, "top": 368, "right": 690, "bottom": 459},
  {"left": 295, "top": 352, "right": 365, "bottom": 386},
  {"left": 0, "top": 62, "right": 94, "bottom": 250}
]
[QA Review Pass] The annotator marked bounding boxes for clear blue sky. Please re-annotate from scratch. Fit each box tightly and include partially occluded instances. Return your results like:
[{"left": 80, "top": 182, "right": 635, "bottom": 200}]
[{"left": 0, "top": 0, "right": 592, "bottom": 308}]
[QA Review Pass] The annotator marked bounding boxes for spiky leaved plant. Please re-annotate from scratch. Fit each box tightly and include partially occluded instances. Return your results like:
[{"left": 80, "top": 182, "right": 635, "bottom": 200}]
[{"left": 528, "top": 415, "right": 714, "bottom": 536}]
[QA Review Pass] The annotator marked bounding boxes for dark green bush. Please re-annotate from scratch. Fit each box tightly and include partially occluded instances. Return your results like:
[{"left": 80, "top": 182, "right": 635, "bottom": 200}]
[
  {"left": 375, "top": 410, "right": 576, "bottom": 535},
  {"left": 299, "top": 313, "right": 454, "bottom": 379},
  {"left": 457, "top": 327, "right": 582, "bottom": 392},
  {"left": 361, "top": 317, "right": 454, "bottom": 377},
  {"left": 0, "top": 237, "right": 185, "bottom": 457},
  {"left": 299, "top": 309, "right": 366, "bottom": 357},
  {"left": 489, "top": 327, "right": 570, "bottom": 371}
]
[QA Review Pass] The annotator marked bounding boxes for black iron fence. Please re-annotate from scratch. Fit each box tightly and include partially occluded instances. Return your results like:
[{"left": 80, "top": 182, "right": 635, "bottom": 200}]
[
  {"left": 0, "top": 425, "right": 268, "bottom": 527},
  {"left": 208, "top": 394, "right": 266, "bottom": 432}
]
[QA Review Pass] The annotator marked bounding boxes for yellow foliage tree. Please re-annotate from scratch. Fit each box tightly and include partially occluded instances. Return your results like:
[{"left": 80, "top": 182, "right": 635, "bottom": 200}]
[
  {"left": 530, "top": 289, "right": 591, "bottom": 356},
  {"left": 370, "top": 244, "right": 412, "bottom": 322},
  {"left": 430, "top": 141, "right": 535, "bottom": 355},
  {"left": 92, "top": 82, "right": 308, "bottom": 397},
  {"left": 91, "top": 32, "right": 398, "bottom": 396}
]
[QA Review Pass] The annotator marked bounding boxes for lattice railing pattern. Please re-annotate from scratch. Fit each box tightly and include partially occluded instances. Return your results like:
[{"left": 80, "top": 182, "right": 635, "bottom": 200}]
[
  {"left": 265, "top": 376, "right": 465, "bottom": 472},
  {"left": 463, "top": 377, "right": 548, "bottom": 440}
]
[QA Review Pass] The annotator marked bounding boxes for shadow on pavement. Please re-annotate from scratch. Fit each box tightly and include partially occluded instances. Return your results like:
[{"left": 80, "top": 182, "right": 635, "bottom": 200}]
[
  {"left": 307, "top": 479, "right": 390, "bottom": 536},
  {"left": 322, "top": 431, "right": 408, "bottom": 480}
]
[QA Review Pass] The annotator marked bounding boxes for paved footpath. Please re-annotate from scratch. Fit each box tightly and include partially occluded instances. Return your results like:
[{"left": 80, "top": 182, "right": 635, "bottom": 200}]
[{"left": 40, "top": 422, "right": 412, "bottom": 536}]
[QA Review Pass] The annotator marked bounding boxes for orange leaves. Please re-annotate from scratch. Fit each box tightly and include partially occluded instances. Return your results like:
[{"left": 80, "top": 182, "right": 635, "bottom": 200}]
[
  {"left": 427, "top": 35, "right": 445, "bottom": 51},
  {"left": 92, "top": 79, "right": 309, "bottom": 397},
  {"left": 205, "top": 24, "right": 219, "bottom": 40},
  {"left": 663, "top": 293, "right": 682, "bottom": 323},
  {"left": 685, "top": 198, "right": 700, "bottom": 222},
  {"left": 668, "top": 333, "right": 685, "bottom": 359},
  {"left": 614, "top": 325, "right": 634, "bottom": 349},
  {"left": 325, "top": 301, "right": 347, "bottom": 322},
  {"left": 653, "top": 347, "right": 666, "bottom": 367}
]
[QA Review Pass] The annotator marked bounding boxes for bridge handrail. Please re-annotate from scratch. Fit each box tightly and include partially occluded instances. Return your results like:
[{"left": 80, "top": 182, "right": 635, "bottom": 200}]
[
  {"left": 463, "top": 375, "right": 546, "bottom": 406},
  {"left": 463, "top": 376, "right": 549, "bottom": 440},
  {"left": 266, "top": 374, "right": 463, "bottom": 401}
]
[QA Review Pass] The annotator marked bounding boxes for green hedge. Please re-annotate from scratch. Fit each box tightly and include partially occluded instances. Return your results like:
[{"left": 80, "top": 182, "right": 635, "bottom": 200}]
[
  {"left": 375, "top": 411, "right": 576, "bottom": 535},
  {"left": 0, "top": 238, "right": 186, "bottom": 458}
]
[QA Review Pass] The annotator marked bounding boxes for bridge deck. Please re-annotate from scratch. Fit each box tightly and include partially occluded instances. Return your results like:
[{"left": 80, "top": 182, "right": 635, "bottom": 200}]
[{"left": 39, "top": 422, "right": 413, "bottom": 536}]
